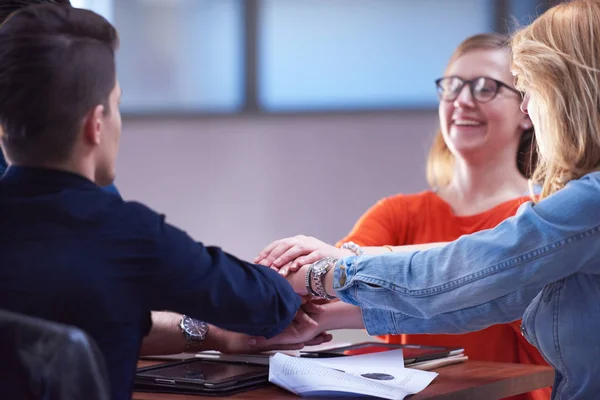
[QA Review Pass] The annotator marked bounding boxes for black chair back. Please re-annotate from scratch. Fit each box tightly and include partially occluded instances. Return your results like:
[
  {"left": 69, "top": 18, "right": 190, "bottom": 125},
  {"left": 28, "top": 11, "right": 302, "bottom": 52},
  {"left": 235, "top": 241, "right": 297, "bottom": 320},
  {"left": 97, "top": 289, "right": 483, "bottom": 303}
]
[{"left": 0, "top": 309, "right": 110, "bottom": 400}]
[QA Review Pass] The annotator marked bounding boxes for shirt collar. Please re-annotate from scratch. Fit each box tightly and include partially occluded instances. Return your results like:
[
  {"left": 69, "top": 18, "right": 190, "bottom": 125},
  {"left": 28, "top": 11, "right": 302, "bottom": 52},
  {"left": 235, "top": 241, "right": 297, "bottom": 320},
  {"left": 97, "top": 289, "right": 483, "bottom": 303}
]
[{"left": 1, "top": 166, "right": 99, "bottom": 191}]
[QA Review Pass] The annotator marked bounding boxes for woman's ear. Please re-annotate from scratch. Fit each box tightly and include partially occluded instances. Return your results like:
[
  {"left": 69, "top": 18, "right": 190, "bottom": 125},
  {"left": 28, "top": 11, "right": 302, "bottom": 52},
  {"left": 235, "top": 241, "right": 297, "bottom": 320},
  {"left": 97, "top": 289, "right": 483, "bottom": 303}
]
[{"left": 520, "top": 114, "right": 532, "bottom": 130}]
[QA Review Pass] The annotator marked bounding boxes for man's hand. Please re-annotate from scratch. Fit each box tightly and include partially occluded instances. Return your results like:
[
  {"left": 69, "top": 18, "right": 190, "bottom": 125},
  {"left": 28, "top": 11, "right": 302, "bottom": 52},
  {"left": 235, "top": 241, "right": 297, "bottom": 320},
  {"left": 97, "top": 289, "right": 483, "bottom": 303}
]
[
  {"left": 248, "top": 301, "right": 366, "bottom": 350},
  {"left": 211, "top": 325, "right": 332, "bottom": 354},
  {"left": 246, "top": 314, "right": 330, "bottom": 350},
  {"left": 140, "top": 311, "right": 332, "bottom": 357}
]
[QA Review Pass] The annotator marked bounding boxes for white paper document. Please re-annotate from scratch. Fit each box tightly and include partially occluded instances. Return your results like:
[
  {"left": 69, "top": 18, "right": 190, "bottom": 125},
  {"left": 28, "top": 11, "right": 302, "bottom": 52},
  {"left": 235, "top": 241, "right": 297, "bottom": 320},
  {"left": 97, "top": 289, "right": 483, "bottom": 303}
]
[{"left": 269, "top": 350, "right": 438, "bottom": 399}]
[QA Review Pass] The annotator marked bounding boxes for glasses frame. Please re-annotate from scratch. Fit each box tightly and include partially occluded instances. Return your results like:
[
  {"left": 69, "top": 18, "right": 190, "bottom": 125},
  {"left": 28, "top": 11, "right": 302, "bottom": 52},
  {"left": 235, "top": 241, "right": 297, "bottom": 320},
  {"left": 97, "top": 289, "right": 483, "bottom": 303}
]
[{"left": 435, "top": 76, "right": 521, "bottom": 103}]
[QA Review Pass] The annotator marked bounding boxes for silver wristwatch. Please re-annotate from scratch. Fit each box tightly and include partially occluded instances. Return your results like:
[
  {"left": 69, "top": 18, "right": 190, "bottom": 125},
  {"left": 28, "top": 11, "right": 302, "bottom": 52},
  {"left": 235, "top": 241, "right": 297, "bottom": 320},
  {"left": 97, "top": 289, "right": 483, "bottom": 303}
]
[
  {"left": 308, "top": 257, "right": 338, "bottom": 300},
  {"left": 179, "top": 315, "right": 209, "bottom": 353}
]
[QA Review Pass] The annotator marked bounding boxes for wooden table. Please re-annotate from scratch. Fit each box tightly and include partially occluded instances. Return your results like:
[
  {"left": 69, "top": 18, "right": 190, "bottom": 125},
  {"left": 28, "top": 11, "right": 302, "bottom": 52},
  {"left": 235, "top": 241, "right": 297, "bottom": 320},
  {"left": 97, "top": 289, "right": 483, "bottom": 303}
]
[{"left": 133, "top": 359, "right": 554, "bottom": 399}]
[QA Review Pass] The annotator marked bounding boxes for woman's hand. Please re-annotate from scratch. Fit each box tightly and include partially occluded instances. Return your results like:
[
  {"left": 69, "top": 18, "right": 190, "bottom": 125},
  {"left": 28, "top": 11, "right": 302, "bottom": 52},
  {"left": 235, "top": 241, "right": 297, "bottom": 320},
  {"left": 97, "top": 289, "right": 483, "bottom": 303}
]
[{"left": 254, "top": 235, "right": 349, "bottom": 276}]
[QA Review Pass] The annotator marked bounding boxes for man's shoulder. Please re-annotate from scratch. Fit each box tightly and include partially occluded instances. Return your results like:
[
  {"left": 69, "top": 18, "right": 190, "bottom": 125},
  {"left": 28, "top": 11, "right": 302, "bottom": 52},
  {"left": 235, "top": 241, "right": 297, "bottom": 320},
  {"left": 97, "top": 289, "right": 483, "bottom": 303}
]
[
  {"left": 114, "top": 199, "right": 166, "bottom": 233},
  {"left": 96, "top": 194, "right": 168, "bottom": 241}
]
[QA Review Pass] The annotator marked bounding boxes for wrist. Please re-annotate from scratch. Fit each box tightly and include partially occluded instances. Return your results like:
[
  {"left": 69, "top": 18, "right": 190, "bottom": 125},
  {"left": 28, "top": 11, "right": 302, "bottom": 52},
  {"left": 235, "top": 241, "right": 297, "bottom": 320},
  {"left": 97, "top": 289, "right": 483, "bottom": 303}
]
[
  {"left": 201, "top": 325, "right": 228, "bottom": 353},
  {"left": 179, "top": 316, "right": 210, "bottom": 353},
  {"left": 324, "top": 267, "right": 335, "bottom": 299},
  {"left": 202, "top": 325, "right": 240, "bottom": 353},
  {"left": 341, "top": 241, "right": 364, "bottom": 256}
]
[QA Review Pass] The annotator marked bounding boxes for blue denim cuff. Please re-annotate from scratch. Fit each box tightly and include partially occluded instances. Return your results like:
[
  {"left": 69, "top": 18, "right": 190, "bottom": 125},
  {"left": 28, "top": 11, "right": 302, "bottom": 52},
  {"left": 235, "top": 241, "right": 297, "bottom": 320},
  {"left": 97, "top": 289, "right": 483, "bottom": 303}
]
[{"left": 333, "top": 255, "right": 360, "bottom": 305}]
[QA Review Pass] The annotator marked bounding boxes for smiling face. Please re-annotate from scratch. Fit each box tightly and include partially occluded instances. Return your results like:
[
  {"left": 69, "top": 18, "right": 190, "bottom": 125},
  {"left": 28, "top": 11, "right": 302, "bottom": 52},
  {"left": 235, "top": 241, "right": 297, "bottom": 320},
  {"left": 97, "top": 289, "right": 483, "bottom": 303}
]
[{"left": 438, "top": 48, "right": 529, "bottom": 162}]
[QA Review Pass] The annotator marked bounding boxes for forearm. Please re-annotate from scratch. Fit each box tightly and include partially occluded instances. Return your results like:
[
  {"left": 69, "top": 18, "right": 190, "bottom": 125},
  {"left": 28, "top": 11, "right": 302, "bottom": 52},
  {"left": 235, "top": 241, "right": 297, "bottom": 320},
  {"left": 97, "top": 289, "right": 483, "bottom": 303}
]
[
  {"left": 140, "top": 311, "right": 224, "bottom": 356},
  {"left": 329, "top": 180, "right": 600, "bottom": 319},
  {"left": 362, "top": 242, "right": 448, "bottom": 255},
  {"left": 316, "top": 301, "right": 365, "bottom": 331},
  {"left": 367, "top": 284, "right": 541, "bottom": 335},
  {"left": 153, "top": 228, "right": 301, "bottom": 337}
]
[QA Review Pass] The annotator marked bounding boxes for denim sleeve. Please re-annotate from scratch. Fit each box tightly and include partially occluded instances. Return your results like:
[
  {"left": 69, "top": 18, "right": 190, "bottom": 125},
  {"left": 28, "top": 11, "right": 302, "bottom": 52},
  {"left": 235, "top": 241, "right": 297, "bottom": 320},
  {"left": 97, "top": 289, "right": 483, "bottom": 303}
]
[
  {"left": 147, "top": 218, "right": 301, "bottom": 338},
  {"left": 335, "top": 172, "right": 600, "bottom": 322},
  {"left": 362, "top": 283, "right": 543, "bottom": 335}
]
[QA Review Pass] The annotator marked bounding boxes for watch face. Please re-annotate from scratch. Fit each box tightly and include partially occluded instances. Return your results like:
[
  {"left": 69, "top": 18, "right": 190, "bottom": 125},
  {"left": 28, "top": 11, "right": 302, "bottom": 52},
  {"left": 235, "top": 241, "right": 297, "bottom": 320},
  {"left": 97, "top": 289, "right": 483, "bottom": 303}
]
[
  {"left": 313, "top": 260, "right": 327, "bottom": 274},
  {"left": 182, "top": 317, "right": 208, "bottom": 339},
  {"left": 313, "top": 257, "right": 334, "bottom": 275}
]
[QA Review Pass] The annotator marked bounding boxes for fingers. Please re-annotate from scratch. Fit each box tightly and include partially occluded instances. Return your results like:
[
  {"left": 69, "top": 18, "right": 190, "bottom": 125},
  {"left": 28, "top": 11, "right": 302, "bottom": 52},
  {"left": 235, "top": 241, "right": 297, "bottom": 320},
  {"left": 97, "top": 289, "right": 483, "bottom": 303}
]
[
  {"left": 255, "top": 235, "right": 323, "bottom": 269},
  {"left": 254, "top": 235, "right": 308, "bottom": 267},
  {"left": 254, "top": 239, "right": 282, "bottom": 265},
  {"left": 286, "top": 251, "right": 323, "bottom": 275},
  {"left": 272, "top": 245, "right": 315, "bottom": 270},
  {"left": 304, "top": 336, "right": 325, "bottom": 346},
  {"left": 252, "top": 341, "right": 306, "bottom": 352},
  {"left": 301, "top": 301, "right": 326, "bottom": 314},
  {"left": 305, "top": 332, "right": 333, "bottom": 346},
  {"left": 265, "top": 342, "right": 305, "bottom": 351},
  {"left": 277, "top": 260, "right": 295, "bottom": 277},
  {"left": 320, "top": 333, "right": 333, "bottom": 343},
  {"left": 288, "top": 323, "right": 301, "bottom": 338},
  {"left": 310, "top": 297, "right": 335, "bottom": 306},
  {"left": 260, "top": 241, "right": 294, "bottom": 268},
  {"left": 294, "top": 308, "right": 318, "bottom": 327}
]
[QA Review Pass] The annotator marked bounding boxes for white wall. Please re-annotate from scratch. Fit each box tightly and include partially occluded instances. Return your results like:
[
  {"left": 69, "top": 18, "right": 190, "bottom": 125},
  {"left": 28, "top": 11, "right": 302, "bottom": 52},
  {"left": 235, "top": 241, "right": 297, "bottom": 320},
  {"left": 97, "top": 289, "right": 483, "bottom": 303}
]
[{"left": 116, "top": 110, "right": 439, "bottom": 343}]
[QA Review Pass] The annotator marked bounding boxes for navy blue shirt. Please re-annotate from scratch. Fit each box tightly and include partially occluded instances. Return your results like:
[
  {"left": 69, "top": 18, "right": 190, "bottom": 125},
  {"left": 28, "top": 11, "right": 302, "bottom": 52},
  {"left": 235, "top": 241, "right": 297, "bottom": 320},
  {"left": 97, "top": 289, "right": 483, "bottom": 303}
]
[
  {"left": 0, "top": 151, "right": 120, "bottom": 194},
  {"left": 0, "top": 151, "right": 6, "bottom": 176},
  {"left": 0, "top": 166, "right": 301, "bottom": 400}
]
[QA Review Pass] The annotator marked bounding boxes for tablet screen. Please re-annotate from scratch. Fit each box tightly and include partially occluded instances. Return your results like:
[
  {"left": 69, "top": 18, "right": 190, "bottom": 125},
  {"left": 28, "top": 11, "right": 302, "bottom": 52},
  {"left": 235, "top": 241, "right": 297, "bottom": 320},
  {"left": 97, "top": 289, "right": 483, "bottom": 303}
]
[{"left": 138, "top": 359, "right": 267, "bottom": 386}]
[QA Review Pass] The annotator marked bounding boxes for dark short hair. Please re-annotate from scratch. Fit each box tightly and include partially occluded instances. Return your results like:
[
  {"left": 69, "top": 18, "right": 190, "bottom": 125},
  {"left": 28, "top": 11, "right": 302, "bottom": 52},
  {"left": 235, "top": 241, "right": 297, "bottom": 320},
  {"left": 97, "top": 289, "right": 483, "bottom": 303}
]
[
  {"left": 0, "top": 4, "right": 118, "bottom": 164},
  {"left": 0, "top": 0, "right": 72, "bottom": 24}
]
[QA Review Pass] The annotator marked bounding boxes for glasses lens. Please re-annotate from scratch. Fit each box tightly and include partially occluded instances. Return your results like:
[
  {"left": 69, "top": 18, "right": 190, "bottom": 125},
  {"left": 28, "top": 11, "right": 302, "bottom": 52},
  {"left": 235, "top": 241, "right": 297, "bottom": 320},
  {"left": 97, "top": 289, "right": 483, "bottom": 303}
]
[
  {"left": 436, "top": 77, "right": 463, "bottom": 101},
  {"left": 472, "top": 77, "right": 499, "bottom": 102}
]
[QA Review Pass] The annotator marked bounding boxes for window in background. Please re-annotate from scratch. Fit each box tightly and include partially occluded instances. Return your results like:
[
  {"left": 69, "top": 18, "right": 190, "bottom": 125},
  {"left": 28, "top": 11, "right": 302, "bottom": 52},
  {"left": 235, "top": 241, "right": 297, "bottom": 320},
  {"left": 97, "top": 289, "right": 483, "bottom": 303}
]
[
  {"left": 506, "top": 0, "right": 545, "bottom": 27},
  {"left": 258, "top": 0, "right": 494, "bottom": 112},
  {"left": 112, "top": 0, "right": 244, "bottom": 114},
  {"left": 70, "top": 0, "right": 113, "bottom": 22}
]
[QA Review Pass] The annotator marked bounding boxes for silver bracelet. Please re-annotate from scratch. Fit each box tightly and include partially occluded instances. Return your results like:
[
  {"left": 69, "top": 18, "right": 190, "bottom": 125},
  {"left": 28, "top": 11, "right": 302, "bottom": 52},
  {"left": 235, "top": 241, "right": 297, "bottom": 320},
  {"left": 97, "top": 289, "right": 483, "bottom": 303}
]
[
  {"left": 305, "top": 265, "right": 319, "bottom": 297},
  {"left": 342, "top": 241, "right": 364, "bottom": 256}
]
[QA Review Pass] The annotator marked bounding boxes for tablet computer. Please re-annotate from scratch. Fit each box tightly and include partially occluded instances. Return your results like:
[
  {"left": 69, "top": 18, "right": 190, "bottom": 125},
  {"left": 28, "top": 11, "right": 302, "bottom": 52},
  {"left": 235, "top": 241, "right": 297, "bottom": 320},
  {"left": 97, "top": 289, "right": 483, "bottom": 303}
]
[
  {"left": 135, "top": 358, "right": 268, "bottom": 396},
  {"left": 301, "top": 341, "right": 464, "bottom": 365}
]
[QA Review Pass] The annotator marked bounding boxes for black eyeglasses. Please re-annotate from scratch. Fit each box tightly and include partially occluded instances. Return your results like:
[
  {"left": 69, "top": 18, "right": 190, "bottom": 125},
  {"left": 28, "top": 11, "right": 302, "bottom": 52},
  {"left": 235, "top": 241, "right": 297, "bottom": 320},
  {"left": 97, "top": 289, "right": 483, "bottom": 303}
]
[{"left": 435, "top": 76, "right": 521, "bottom": 103}]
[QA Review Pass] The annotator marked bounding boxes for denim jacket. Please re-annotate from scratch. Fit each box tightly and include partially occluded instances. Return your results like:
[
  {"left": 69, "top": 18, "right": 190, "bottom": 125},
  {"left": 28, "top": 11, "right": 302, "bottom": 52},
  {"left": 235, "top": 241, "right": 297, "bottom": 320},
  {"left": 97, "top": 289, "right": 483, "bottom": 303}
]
[{"left": 334, "top": 171, "right": 600, "bottom": 400}]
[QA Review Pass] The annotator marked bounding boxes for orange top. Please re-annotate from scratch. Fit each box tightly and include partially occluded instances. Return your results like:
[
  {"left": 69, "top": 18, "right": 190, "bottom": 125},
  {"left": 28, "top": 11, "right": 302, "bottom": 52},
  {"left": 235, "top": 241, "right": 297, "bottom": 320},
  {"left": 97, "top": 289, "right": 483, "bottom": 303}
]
[{"left": 337, "top": 190, "right": 551, "bottom": 400}]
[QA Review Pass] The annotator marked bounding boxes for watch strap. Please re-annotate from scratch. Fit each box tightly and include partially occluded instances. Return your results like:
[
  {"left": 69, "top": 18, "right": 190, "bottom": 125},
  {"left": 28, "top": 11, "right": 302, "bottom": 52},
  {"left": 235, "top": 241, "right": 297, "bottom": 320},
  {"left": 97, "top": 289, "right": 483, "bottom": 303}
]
[{"left": 310, "top": 257, "right": 337, "bottom": 300}]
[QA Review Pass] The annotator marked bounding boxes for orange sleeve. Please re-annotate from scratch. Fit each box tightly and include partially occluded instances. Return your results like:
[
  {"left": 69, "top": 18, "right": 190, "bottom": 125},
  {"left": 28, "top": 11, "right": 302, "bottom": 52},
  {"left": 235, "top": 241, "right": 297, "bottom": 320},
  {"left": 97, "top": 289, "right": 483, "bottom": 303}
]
[{"left": 336, "top": 195, "right": 409, "bottom": 248}]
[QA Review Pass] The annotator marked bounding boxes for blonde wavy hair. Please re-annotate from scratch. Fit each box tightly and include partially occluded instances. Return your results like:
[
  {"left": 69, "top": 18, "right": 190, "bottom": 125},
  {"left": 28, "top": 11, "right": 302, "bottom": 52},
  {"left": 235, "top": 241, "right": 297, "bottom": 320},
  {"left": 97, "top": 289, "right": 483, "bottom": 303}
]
[
  {"left": 511, "top": 0, "right": 600, "bottom": 200},
  {"left": 427, "top": 33, "right": 536, "bottom": 188}
]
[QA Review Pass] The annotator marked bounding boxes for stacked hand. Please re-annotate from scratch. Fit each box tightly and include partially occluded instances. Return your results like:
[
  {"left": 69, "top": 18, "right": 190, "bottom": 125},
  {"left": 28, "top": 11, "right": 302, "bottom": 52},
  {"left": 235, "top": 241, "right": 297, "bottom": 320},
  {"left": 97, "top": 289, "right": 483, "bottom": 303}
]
[
  {"left": 246, "top": 235, "right": 348, "bottom": 351},
  {"left": 254, "top": 235, "right": 350, "bottom": 276},
  {"left": 244, "top": 298, "right": 331, "bottom": 351}
]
